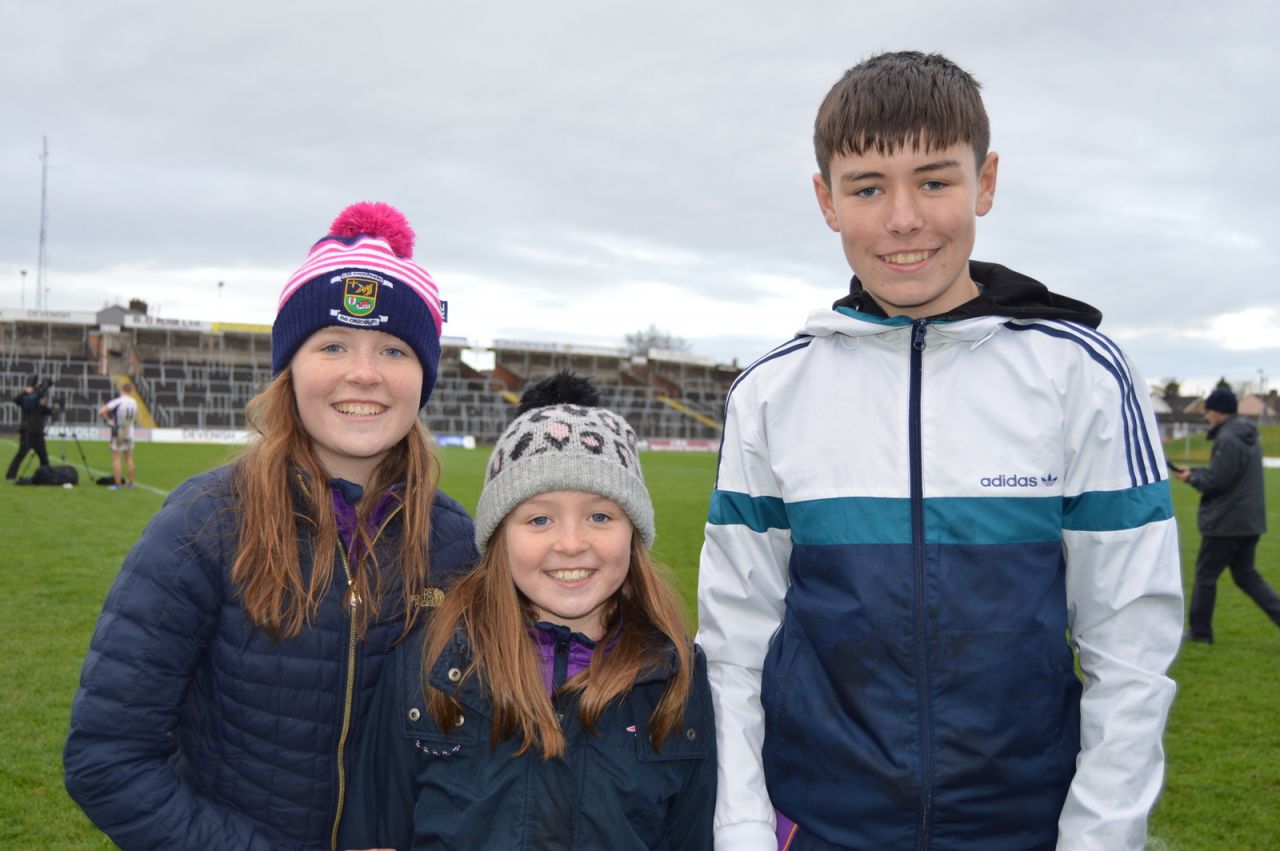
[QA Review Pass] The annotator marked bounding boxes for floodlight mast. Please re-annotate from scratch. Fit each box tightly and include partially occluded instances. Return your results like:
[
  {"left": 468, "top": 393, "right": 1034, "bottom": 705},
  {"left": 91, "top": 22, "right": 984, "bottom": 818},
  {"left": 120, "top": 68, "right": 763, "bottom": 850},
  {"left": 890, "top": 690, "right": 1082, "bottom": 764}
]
[{"left": 36, "top": 135, "right": 49, "bottom": 311}]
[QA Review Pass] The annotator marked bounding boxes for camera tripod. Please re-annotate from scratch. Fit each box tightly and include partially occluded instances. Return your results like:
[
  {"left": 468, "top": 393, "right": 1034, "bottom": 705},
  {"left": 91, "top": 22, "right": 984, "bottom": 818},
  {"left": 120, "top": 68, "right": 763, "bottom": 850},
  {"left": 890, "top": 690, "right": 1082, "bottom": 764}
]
[{"left": 56, "top": 403, "right": 96, "bottom": 482}]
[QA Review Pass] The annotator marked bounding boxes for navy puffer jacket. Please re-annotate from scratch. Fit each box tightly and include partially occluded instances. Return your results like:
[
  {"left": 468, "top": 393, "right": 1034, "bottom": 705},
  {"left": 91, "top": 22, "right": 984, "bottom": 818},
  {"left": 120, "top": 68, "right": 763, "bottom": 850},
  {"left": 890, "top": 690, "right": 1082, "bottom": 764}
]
[{"left": 63, "top": 465, "right": 478, "bottom": 850}]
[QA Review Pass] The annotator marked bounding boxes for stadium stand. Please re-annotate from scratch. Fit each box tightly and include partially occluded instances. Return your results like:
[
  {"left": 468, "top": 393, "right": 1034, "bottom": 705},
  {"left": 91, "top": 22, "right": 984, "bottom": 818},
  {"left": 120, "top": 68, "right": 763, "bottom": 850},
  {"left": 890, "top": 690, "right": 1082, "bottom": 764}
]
[{"left": 2, "top": 304, "right": 740, "bottom": 444}]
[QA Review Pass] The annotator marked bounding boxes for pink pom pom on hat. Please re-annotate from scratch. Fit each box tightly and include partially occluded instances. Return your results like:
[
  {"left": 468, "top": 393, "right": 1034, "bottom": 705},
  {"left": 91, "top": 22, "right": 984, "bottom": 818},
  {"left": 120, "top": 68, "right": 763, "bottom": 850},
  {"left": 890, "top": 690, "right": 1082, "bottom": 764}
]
[
  {"left": 328, "top": 201, "right": 417, "bottom": 259},
  {"left": 271, "top": 201, "right": 445, "bottom": 408}
]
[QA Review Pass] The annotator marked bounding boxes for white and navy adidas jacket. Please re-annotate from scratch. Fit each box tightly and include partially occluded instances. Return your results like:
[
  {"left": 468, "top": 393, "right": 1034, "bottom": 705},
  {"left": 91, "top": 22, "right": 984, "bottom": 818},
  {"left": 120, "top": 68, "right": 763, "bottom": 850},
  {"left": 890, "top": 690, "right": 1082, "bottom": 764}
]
[{"left": 697, "top": 265, "right": 1182, "bottom": 851}]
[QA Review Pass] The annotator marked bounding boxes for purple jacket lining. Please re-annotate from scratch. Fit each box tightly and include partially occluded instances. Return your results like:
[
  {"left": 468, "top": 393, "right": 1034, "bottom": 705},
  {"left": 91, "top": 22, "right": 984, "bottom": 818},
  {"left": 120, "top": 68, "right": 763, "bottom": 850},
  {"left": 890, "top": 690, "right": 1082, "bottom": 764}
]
[
  {"left": 330, "top": 478, "right": 401, "bottom": 565},
  {"left": 529, "top": 622, "right": 600, "bottom": 695}
]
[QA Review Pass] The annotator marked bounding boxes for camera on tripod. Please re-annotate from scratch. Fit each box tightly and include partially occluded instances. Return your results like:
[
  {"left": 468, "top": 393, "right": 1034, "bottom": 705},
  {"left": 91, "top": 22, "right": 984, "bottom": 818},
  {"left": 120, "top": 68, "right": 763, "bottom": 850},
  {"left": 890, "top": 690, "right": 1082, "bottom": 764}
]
[{"left": 27, "top": 376, "right": 63, "bottom": 411}]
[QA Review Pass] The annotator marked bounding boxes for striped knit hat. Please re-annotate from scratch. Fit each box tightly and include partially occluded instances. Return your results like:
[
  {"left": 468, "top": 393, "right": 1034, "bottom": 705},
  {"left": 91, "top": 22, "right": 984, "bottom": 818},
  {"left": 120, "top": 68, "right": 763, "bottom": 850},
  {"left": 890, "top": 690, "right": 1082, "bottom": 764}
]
[{"left": 272, "top": 202, "right": 444, "bottom": 408}]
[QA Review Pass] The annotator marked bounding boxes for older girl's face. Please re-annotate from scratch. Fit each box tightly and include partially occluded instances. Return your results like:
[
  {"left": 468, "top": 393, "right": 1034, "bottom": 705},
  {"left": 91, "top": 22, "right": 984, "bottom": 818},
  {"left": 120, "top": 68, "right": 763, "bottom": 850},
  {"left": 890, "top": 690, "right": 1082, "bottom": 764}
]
[
  {"left": 290, "top": 327, "right": 422, "bottom": 487},
  {"left": 503, "top": 490, "right": 633, "bottom": 639}
]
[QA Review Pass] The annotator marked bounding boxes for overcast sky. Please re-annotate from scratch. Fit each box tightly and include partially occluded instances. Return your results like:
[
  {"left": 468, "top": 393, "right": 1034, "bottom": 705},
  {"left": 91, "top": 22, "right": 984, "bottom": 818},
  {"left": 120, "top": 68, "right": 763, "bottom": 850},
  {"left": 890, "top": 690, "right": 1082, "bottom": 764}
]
[{"left": 4, "top": 0, "right": 1278, "bottom": 395}]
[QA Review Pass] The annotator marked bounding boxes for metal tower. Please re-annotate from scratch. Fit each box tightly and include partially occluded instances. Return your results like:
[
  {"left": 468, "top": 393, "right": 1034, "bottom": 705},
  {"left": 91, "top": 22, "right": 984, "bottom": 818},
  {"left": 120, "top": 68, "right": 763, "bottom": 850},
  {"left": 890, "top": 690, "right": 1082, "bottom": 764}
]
[{"left": 36, "top": 136, "right": 49, "bottom": 310}]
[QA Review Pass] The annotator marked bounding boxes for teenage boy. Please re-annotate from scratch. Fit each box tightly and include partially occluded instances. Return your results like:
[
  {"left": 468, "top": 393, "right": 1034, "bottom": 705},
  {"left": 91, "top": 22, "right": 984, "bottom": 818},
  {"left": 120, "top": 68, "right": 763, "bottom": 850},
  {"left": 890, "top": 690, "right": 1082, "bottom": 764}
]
[{"left": 697, "top": 51, "right": 1182, "bottom": 851}]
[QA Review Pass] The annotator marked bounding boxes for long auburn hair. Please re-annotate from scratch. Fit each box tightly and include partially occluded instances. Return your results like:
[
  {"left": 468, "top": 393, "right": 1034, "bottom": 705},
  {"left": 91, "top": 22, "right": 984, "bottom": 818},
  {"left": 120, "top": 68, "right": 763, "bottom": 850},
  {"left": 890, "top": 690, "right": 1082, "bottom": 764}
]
[
  {"left": 230, "top": 368, "right": 438, "bottom": 640},
  {"left": 424, "top": 524, "right": 692, "bottom": 759}
]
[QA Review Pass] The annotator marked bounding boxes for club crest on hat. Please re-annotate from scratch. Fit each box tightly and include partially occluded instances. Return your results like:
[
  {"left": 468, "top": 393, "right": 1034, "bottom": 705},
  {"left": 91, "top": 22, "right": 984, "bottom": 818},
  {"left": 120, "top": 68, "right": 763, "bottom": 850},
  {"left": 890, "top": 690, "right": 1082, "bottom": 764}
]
[
  {"left": 327, "top": 272, "right": 392, "bottom": 329},
  {"left": 343, "top": 277, "right": 379, "bottom": 317}
]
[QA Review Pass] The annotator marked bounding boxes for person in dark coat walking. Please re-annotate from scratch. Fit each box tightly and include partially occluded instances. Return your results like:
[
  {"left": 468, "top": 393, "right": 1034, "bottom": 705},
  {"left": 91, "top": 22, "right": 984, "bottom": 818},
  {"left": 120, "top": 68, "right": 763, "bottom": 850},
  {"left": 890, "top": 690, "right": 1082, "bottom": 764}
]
[
  {"left": 63, "top": 202, "right": 479, "bottom": 849},
  {"left": 5, "top": 379, "right": 52, "bottom": 481},
  {"left": 1175, "top": 386, "right": 1280, "bottom": 643}
]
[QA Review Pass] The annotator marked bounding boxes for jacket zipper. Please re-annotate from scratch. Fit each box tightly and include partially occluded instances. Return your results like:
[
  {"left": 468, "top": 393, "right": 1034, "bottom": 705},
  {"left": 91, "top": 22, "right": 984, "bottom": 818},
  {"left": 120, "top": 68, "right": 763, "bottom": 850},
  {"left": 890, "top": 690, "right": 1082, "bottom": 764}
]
[
  {"left": 551, "top": 633, "right": 571, "bottom": 728},
  {"left": 909, "top": 319, "right": 933, "bottom": 850},
  {"left": 329, "top": 504, "right": 404, "bottom": 850}
]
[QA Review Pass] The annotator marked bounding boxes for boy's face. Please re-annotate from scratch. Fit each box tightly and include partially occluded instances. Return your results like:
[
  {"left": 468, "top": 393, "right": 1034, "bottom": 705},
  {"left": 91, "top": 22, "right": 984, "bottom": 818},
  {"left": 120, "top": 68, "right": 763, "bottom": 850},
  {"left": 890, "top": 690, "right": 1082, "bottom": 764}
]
[{"left": 814, "top": 141, "right": 998, "bottom": 319}]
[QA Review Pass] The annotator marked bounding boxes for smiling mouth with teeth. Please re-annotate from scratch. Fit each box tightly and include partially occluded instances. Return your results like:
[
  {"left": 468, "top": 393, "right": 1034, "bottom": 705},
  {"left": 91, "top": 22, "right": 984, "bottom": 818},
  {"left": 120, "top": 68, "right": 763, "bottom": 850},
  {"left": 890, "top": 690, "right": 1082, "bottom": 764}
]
[
  {"left": 335, "top": 402, "right": 386, "bottom": 416},
  {"left": 547, "top": 568, "right": 594, "bottom": 581},
  {"left": 881, "top": 250, "right": 935, "bottom": 264}
]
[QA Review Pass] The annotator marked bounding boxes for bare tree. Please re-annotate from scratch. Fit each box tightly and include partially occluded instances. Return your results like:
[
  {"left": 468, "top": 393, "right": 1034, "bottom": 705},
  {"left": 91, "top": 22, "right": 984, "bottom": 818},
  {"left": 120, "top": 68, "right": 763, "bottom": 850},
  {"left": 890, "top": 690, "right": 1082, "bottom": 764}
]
[{"left": 625, "top": 324, "right": 690, "bottom": 356}]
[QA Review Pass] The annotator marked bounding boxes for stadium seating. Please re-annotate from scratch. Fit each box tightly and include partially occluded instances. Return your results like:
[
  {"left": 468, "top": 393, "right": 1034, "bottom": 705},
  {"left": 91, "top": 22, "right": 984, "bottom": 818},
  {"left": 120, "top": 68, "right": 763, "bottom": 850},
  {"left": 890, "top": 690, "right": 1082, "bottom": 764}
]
[{"left": 2, "top": 309, "right": 738, "bottom": 443}]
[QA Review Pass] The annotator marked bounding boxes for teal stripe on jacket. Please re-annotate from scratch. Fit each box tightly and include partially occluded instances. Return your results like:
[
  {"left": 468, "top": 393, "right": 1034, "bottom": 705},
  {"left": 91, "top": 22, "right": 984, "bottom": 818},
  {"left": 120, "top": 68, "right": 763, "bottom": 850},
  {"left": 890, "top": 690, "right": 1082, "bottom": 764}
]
[
  {"left": 708, "top": 481, "right": 1171, "bottom": 545},
  {"left": 1063, "top": 480, "right": 1172, "bottom": 531},
  {"left": 708, "top": 490, "right": 788, "bottom": 532}
]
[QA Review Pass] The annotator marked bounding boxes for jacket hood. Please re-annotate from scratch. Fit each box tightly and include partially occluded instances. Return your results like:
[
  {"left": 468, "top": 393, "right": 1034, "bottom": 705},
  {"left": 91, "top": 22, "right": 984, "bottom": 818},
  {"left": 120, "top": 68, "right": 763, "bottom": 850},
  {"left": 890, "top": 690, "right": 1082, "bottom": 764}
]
[
  {"left": 1208, "top": 414, "right": 1259, "bottom": 445},
  {"left": 832, "top": 260, "right": 1103, "bottom": 328}
]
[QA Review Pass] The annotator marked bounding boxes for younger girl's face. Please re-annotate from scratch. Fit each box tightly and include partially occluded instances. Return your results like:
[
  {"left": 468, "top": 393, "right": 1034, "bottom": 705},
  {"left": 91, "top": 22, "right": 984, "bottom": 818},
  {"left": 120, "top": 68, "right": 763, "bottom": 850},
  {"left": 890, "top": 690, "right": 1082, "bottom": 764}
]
[
  {"left": 504, "top": 490, "right": 633, "bottom": 639},
  {"left": 290, "top": 327, "right": 422, "bottom": 487}
]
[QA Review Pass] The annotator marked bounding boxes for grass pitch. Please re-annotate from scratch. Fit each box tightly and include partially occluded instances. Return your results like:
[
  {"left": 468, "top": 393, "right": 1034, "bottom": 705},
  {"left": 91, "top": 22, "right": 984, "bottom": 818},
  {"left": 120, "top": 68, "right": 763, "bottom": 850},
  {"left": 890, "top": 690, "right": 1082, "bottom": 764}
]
[{"left": 1, "top": 434, "right": 1276, "bottom": 849}]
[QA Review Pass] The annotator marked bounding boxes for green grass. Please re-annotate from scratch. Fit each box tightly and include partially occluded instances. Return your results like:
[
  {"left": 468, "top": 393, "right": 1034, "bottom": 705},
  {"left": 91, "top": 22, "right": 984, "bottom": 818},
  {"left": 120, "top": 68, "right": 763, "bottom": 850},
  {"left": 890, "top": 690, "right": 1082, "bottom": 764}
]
[
  {"left": 0, "top": 439, "right": 239, "bottom": 848},
  {"left": 1, "top": 436, "right": 1276, "bottom": 848},
  {"left": 1165, "top": 422, "right": 1280, "bottom": 466},
  {"left": 1154, "top": 424, "right": 1280, "bottom": 850}
]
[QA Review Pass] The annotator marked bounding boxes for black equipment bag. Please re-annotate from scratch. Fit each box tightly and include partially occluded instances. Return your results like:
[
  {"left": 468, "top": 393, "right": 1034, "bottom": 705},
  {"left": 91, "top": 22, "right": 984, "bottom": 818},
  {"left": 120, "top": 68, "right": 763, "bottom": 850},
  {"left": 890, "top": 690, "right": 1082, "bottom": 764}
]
[{"left": 32, "top": 465, "right": 79, "bottom": 486}]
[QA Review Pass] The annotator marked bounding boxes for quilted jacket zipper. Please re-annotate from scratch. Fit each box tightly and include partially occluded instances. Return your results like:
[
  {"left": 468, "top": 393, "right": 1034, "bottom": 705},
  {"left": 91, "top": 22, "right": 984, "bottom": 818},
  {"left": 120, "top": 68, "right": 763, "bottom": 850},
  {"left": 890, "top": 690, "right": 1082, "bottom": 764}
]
[{"left": 329, "top": 504, "right": 403, "bottom": 850}]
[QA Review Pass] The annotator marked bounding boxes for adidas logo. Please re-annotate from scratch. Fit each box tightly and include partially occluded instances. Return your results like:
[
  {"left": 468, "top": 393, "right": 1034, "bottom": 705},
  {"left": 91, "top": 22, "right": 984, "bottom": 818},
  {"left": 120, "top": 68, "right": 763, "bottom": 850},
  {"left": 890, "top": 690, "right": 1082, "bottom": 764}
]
[{"left": 979, "top": 472, "right": 1060, "bottom": 488}]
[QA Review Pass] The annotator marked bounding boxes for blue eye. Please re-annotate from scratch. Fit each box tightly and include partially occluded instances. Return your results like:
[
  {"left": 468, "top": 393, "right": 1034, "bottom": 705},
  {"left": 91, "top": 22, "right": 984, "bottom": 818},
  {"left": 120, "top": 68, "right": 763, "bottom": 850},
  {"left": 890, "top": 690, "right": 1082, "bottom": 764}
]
[
  {"left": 321, "top": 343, "right": 344, "bottom": 353},
  {"left": 853, "top": 186, "right": 880, "bottom": 198},
  {"left": 588, "top": 512, "right": 611, "bottom": 523},
  {"left": 528, "top": 515, "right": 551, "bottom": 527},
  {"left": 921, "top": 180, "right": 947, "bottom": 191},
  {"left": 384, "top": 345, "right": 419, "bottom": 361}
]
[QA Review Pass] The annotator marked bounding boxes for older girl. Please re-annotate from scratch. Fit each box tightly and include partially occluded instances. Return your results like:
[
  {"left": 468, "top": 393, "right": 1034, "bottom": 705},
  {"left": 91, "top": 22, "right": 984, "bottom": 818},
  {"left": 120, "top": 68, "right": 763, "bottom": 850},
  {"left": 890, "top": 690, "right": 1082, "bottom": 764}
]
[{"left": 64, "top": 203, "right": 477, "bottom": 850}]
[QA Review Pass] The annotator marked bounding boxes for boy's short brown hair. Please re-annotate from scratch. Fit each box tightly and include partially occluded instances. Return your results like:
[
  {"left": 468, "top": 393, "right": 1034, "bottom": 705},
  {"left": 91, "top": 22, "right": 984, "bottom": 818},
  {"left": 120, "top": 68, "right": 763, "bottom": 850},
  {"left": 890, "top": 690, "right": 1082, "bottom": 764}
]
[{"left": 814, "top": 51, "right": 989, "bottom": 185}]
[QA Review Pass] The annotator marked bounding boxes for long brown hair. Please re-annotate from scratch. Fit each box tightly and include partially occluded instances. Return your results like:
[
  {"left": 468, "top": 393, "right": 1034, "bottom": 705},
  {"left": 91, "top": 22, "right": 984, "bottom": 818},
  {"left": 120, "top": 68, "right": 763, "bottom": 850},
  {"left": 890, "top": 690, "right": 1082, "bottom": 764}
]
[
  {"left": 230, "top": 368, "right": 438, "bottom": 640},
  {"left": 425, "top": 525, "right": 692, "bottom": 759}
]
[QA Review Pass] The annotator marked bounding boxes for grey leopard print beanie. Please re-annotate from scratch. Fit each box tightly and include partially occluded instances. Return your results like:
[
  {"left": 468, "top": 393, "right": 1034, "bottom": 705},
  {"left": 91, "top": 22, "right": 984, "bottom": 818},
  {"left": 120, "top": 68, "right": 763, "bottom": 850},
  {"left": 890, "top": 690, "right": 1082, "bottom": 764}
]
[{"left": 473, "top": 371, "right": 654, "bottom": 550}]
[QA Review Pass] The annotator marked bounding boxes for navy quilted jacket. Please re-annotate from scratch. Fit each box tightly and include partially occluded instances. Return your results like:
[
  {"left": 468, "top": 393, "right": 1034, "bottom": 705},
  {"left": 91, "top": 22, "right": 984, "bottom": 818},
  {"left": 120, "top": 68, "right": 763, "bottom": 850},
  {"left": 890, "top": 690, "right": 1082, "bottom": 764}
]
[{"left": 63, "top": 465, "right": 478, "bottom": 850}]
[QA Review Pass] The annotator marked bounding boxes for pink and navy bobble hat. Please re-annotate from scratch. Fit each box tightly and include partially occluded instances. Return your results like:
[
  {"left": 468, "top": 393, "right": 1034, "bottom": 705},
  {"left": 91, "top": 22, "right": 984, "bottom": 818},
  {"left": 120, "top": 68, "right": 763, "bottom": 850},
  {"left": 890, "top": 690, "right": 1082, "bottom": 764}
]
[{"left": 272, "top": 202, "right": 444, "bottom": 408}]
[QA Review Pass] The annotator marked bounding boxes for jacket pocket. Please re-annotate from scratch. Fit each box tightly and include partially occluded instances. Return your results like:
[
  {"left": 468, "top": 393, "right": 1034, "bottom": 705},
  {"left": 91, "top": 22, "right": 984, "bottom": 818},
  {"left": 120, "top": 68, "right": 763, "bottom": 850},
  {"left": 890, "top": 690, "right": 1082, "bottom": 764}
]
[
  {"left": 397, "top": 682, "right": 489, "bottom": 810},
  {"left": 396, "top": 692, "right": 481, "bottom": 750},
  {"left": 554, "top": 691, "right": 708, "bottom": 851},
  {"left": 633, "top": 680, "right": 712, "bottom": 763},
  {"left": 395, "top": 638, "right": 481, "bottom": 750}
]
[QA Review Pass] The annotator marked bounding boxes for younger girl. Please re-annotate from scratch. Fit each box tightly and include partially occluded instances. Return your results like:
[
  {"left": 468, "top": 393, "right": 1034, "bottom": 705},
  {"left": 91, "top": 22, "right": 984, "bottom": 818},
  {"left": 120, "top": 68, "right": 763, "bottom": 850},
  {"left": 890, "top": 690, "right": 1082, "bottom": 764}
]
[
  {"left": 64, "top": 202, "right": 478, "bottom": 849},
  {"left": 341, "top": 372, "right": 715, "bottom": 850}
]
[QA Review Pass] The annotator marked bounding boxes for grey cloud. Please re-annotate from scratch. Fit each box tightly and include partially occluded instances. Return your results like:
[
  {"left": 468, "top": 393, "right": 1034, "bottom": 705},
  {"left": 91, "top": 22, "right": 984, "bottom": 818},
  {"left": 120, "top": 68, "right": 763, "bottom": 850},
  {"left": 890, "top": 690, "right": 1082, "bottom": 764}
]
[{"left": 2, "top": 0, "right": 1278, "bottom": 385}]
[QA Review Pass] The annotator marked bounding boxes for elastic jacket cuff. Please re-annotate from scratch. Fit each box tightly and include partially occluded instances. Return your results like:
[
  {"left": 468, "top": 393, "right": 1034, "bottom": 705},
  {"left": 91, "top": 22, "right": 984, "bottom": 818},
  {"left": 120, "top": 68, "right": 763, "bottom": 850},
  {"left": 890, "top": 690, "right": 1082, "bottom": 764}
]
[{"left": 715, "top": 820, "right": 777, "bottom": 850}]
